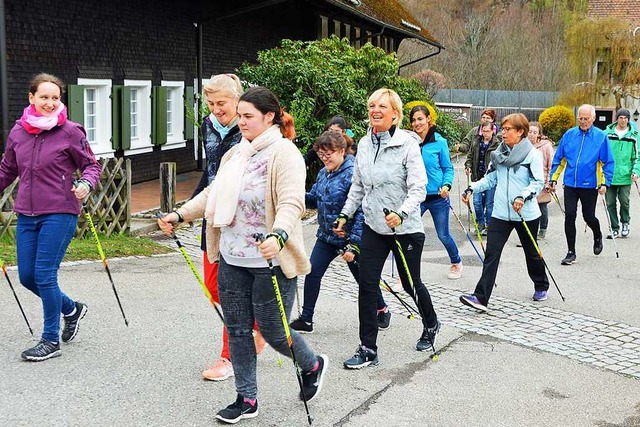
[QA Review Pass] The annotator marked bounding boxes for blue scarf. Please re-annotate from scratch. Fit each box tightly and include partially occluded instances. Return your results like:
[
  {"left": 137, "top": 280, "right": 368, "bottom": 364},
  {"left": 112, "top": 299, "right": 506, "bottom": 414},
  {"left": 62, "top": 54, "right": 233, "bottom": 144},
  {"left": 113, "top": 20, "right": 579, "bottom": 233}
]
[{"left": 209, "top": 114, "right": 237, "bottom": 140}]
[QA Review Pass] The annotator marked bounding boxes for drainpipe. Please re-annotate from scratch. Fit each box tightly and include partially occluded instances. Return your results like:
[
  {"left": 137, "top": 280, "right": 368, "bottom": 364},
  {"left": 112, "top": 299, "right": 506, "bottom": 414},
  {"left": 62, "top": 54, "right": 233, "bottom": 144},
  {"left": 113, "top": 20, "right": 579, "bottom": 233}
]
[
  {"left": 0, "top": 0, "right": 8, "bottom": 153},
  {"left": 195, "top": 22, "right": 203, "bottom": 170}
]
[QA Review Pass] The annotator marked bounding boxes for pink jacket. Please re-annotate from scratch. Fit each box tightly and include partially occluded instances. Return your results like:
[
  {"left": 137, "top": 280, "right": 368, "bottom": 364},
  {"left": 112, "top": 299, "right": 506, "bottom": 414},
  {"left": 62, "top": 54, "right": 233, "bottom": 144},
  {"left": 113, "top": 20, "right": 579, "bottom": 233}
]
[{"left": 534, "top": 137, "right": 554, "bottom": 203}]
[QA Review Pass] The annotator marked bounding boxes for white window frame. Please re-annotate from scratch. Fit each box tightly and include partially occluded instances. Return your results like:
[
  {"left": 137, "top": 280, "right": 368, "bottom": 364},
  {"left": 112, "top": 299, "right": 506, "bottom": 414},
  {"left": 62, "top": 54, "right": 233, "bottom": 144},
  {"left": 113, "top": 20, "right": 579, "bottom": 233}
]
[
  {"left": 77, "top": 78, "right": 114, "bottom": 158},
  {"left": 161, "top": 80, "right": 186, "bottom": 150},
  {"left": 123, "top": 79, "right": 153, "bottom": 155}
]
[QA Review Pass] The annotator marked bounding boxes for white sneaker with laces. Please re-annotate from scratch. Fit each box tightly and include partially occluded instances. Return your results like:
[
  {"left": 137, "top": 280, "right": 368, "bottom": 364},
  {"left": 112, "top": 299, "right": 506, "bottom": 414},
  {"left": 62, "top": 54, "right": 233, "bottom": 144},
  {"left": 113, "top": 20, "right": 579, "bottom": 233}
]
[{"left": 447, "top": 263, "right": 462, "bottom": 280}]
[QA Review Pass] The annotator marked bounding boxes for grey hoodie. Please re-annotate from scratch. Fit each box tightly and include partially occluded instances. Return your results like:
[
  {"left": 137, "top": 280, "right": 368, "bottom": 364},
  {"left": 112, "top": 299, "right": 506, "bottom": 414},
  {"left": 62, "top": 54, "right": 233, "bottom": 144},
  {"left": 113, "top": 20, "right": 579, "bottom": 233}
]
[{"left": 342, "top": 126, "right": 427, "bottom": 235}]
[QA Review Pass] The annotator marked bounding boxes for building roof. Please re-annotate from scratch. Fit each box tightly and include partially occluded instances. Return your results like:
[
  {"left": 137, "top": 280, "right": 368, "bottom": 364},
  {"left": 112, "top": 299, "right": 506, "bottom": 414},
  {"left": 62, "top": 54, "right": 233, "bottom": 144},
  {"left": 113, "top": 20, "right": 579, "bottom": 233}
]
[
  {"left": 324, "top": 0, "right": 442, "bottom": 48},
  {"left": 588, "top": 0, "right": 640, "bottom": 27}
]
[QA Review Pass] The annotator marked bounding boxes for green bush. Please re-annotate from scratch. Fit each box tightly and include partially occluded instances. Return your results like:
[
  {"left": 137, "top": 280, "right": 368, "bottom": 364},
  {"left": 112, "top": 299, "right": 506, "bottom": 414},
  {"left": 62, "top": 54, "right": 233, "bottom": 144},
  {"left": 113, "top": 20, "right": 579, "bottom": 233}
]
[
  {"left": 236, "top": 36, "right": 430, "bottom": 153},
  {"left": 539, "top": 105, "right": 575, "bottom": 142}
]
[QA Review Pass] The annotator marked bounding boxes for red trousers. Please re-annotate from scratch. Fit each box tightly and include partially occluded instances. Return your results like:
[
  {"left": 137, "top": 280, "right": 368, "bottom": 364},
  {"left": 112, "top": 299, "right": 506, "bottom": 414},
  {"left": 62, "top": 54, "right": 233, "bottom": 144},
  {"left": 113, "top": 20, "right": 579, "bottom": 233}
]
[{"left": 204, "top": 253, "right": 259, "bottom": 360}]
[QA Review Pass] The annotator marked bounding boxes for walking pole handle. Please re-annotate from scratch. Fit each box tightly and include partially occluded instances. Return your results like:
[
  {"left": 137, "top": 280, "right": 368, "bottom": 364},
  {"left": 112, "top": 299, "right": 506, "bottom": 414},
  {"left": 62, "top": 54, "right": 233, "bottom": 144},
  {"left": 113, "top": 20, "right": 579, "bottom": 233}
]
[{"left": 382, "top": 208, "right": 396, "bottom": 233}]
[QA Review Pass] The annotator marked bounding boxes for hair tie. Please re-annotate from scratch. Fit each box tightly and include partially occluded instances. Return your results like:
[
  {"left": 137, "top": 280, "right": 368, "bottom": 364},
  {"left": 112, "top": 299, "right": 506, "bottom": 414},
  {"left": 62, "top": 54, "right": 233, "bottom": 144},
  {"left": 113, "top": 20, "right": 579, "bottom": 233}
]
[{"left": 345, "top": 129, "right": 355, "bottom": 138}]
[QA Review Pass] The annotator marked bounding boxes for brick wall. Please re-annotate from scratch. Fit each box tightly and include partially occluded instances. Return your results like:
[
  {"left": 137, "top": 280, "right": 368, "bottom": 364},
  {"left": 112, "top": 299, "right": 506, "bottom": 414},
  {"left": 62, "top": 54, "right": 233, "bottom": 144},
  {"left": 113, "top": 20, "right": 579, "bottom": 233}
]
[{"left": 3, "top": 0, "right": 310, "bottom": 183}]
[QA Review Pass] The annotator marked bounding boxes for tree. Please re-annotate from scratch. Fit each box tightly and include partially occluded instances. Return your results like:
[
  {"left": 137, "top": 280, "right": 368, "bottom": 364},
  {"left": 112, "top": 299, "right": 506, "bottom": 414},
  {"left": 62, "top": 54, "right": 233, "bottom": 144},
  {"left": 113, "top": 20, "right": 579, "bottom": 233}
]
[
  {"left": 236, "top": 36, "right": 428, "bottom": 152},
  {"left": 562, "top": 17, "right": 640, "bottom": 109},
  {"left": 397, "top": 0, "right": 575, "bottom": 91}
]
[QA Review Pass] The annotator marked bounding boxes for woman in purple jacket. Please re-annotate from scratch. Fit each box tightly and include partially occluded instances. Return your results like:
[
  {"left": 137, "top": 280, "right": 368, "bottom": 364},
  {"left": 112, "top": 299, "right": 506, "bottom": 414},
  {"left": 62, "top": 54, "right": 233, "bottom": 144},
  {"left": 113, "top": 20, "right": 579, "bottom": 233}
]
[{"left": 0, "top": 73, "right": 101, "bottom": 361}]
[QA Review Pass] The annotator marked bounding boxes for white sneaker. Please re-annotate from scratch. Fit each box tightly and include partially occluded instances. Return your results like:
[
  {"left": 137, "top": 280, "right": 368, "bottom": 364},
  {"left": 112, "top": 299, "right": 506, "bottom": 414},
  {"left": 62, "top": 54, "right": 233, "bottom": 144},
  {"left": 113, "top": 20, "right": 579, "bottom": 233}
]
[{"left": 447, "top": 263, "right": 462, "bottom": 280}]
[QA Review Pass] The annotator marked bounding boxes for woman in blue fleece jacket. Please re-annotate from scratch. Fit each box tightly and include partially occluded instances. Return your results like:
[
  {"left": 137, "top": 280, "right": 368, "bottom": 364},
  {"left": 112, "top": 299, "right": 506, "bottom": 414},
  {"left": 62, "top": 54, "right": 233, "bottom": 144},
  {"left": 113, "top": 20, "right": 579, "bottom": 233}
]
[
  {"left": 289, "top": 130, "right": 390, "bottom": 334},
  {"left": 409, "top": 105, "right": 462, "bottom": 280},
  {"left": 459, "top": 113, "right": 549, "bottom": 312}
]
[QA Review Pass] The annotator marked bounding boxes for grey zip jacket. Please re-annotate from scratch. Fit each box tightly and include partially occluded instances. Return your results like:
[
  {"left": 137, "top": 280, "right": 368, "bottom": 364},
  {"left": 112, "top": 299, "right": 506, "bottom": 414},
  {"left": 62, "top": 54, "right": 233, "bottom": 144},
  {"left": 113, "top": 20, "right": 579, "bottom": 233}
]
[{"left": 341, "top": 126, "right": 427, "bottom": 235}]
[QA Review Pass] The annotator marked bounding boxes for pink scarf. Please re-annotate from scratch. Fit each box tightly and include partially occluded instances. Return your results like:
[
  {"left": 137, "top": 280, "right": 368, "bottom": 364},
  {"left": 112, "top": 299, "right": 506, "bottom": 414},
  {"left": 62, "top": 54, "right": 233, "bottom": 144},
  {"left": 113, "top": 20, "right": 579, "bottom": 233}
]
[{"left": 18, "top": 103, "right": 68, "bottom": 135}]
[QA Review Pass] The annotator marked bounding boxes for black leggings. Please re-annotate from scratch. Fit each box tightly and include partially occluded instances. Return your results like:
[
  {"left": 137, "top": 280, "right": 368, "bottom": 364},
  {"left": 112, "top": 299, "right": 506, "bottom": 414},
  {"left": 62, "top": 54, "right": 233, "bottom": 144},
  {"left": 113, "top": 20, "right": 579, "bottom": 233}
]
[{"left": 357, "top": 224, "right": 437, "bottom": 351}]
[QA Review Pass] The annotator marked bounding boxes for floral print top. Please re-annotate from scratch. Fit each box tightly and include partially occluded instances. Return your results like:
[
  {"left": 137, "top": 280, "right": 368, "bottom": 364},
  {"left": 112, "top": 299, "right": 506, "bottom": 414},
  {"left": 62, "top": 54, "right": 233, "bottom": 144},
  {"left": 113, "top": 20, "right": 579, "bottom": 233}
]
[{"left": 219, "top": 144, "right": 280, "bottom": 267}]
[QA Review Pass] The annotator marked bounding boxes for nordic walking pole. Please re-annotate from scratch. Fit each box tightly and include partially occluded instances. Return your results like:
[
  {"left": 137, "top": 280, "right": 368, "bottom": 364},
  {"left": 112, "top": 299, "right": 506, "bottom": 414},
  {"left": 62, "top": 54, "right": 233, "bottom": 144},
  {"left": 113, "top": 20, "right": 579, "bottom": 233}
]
[
  {"left": 379, "top": 278, "right": 420, "bottom": 319},
  {"left": 462, "top": 189, "right": 486, "bottom": 254},
  {"left": 516, "top": 212, "right": 566, "bottom": 301},
  {"left": 550, "top": 191, "right": 565, "bottom": 215},
  {"left": 254, "top": 233, "right": 313, "bottom": 425},
  {"left": 449, "top": 203, "right": 485, "bottom": 264},
  {"left": 600, "top": 195, "right": 620, "bottom": 259},
  {"left": 336, "top": 246, "right": 420, "bottom": 320},
  {"left": 634, "top": 180, "right": 640, "bottom": 198},
  {"left": 78, "top": 183, "right": 129, "bottom": 327},
  {"left": 0, "top": 258, "right": 34, "bottom": 335},
  {"left": 155, "top": 213, "right": 225, "bottom": 323},
  {"left": 382, "top": 208, "right": 438, "bottom": 361}
]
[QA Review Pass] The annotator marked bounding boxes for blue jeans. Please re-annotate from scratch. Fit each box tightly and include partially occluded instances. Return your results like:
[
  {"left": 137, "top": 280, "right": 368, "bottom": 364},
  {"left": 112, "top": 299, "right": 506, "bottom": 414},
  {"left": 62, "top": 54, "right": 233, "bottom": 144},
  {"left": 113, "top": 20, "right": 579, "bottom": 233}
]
[
  {"left": 218, "top": 256, "right": 318, "bottom": 400},
  {"left": 420, "top": 197, "right": 461, "bottom": 264},
  {"left": 301, "top": 239, "right": 387, "bottom": 322},
  {"left": 473, "top": 187, "right": 496, "bottom": 227},
  {"left": 16, "top": 213, "right": 78, "bottom": 343}
]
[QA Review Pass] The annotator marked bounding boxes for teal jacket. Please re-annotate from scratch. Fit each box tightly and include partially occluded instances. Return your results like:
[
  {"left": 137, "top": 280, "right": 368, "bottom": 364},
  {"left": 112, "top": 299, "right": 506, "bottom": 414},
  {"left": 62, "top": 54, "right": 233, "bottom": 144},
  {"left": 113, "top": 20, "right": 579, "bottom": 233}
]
[
  {"left": 420, "top": 127, "right": 454, "bottom": 196},
  {"left": 605, "top": 122, "right": 639, "bottom": 185},
  {"left": 471, "top": 140, "right": 544, "bottom": 222}
]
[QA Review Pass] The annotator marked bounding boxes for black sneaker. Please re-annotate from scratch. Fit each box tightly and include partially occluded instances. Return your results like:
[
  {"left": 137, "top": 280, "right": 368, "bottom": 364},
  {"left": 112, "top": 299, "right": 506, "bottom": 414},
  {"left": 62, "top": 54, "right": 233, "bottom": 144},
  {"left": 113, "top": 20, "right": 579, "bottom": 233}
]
[
  {"left": 343, "top": 345, "right": 378, "bottom": 369},
  {"left": 593, "top": 236, "right": 603, "bottom": 255},
  {"left": 61, "top": 301, "right": 88, "bottom": 343},
  {"left": 215, "top": 394, "right": 258, "bottom": 424},
  {"left": 561, "top": 251, "right": 576, "bottom": 265},
  {"left": 300, "top": 354, "right": 328, "bottom": 402},
  {"left": 416, "top": 320, "right": 440, "bottom": 352},
  {"left": 289, "top": 317, "right": 313, "bottom": 334},
  {"left": 21, "top": 339, "right": 61, "bottom": 361},
  {"left": 377, "top": 309, "right": 391, "bottom": 330}
]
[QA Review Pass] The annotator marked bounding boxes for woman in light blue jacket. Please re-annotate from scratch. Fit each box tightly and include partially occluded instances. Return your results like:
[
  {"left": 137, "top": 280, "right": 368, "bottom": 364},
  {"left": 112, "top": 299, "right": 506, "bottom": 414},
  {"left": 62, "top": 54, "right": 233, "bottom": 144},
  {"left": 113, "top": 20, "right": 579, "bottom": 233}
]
[{"left": 459, "top": 113, "right": 549, "bottom": 312}]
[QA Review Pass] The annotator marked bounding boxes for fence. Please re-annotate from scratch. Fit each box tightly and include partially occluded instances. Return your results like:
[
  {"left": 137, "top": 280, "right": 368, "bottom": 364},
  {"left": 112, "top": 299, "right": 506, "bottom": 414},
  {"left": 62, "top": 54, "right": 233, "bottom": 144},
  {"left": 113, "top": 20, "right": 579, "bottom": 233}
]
[
  {"left": 435, "top": 89, "right": 561, "bottom": 123},
  {"left": 0, "top": 158, "right": 131, "bottom": 240}
]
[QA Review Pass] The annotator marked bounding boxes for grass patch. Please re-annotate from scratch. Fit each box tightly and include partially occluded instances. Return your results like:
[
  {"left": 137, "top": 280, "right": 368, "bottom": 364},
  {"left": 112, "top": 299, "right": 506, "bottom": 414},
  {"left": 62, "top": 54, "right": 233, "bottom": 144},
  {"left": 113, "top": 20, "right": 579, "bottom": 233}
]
[{"left": 0, "top": 233, "right": 173, "bottom": 267}]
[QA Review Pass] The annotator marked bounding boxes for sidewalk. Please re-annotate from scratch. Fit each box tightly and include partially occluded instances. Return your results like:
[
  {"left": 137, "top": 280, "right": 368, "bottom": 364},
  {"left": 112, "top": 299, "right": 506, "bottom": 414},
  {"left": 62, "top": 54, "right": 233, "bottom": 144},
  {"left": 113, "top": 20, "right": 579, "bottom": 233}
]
[
  {"left": 130, "top": 171, "right": 202, "bottom": 214},
  {"left": 2, "top": 158, "right": 640, "bottom": 426}
]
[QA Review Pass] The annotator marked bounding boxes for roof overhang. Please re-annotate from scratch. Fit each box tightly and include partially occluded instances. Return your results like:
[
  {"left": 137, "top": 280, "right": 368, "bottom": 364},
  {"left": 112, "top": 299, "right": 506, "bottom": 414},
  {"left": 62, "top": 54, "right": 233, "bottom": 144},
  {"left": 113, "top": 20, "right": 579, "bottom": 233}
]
[{"left": 319, "top": 0, "right": 444, "bottom": 50}]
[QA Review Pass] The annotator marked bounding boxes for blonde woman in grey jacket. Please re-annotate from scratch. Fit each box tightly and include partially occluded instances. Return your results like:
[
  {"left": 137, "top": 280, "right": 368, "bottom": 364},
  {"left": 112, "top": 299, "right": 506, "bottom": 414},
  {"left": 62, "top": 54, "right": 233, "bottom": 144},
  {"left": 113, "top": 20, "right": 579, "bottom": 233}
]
[{"left": 335, "top": 88, "right": 440, "bottom": 369}]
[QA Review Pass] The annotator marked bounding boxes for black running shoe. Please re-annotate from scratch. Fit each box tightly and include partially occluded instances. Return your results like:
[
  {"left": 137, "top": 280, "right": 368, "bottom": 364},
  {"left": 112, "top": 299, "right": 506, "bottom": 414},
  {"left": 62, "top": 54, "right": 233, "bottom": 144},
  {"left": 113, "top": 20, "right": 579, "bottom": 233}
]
[
  {"left": 593, "top": 236, "right": 603, "bottom": 255},
  {"left": 289, "top": 317, "right": 313, "bottom": 334},
  {"left": 215, "top": 394, "right": 258, "bottom": 424},
  {"left": 416, "top": 320, "right": 441, "bottom": 352},
  {"left": 561, "top": 251, "right": 576, "bottom": 265},
  {"left": 61, "top": 301, "right": 88, "bottom": 343},
  {"left": 377, "top": 309, "right": 391, "bottom": 330},
  {"left": 21, "top": 339, "right": 61, "bottom": 361},
  {"left": 300, "top": 354, "right": 329, "bottom": 402},
  {"left": 343, "top": 345, "right": 378, "bottom": 369}
]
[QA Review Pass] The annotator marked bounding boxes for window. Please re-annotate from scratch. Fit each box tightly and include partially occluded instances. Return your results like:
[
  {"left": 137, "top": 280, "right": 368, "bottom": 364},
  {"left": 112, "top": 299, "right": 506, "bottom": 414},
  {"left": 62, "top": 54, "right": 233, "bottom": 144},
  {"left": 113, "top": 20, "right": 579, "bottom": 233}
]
[
  {"left": 76, "top": 78, "right": 113, "bottom": 157},
  {"left": 130, "top": 89, "right": 138, "bottom": 139},
  {"left": 161, "top": 81, "right": 185, "bottom": 149},
  {"left": 319, "top": 15, "right": 329, "bottom": 39},
  {"left": 124, "top": 80, "right": 152, "bottom": 154},
  {"left": 85, "top": 88, "right": 97, "bottom": 143}
]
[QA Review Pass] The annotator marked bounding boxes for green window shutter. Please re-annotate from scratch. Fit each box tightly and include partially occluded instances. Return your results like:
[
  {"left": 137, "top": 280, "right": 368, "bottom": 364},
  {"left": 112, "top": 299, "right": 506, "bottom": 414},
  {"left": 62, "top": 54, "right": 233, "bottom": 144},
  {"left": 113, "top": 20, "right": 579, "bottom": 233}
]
[
  {"left": 111, "top": 86, "right": 132, "bottom": 150},
  {"left": 183, "top": 85, "right": 194, "bottom": 140},
  {"left": 67, "top": 85, "right": 85, "bottom": 125},
  {"left": 111, "top": 85, "right": 123, "bottom": 150},
  {"left": 120, "top": 87, "right": 131, "bottom": 150},
  {"left": 152, "top": 86, "right": 168, "bottom": 145}
]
